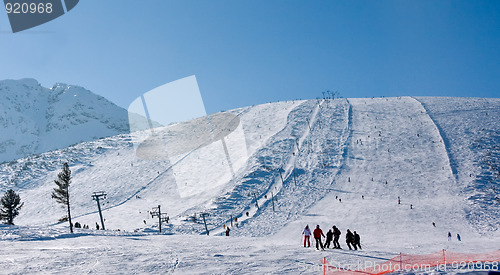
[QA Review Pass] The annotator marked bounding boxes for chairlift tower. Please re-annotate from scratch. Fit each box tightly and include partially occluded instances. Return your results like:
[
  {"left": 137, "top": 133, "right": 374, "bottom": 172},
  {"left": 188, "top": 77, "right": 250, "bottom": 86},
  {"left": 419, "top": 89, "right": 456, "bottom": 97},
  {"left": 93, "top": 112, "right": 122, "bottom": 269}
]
[
  {"left": 248, "top": 191, "right": 259, "bottom": 210},
  {"left": 150, "top": 205, "right": 169, "bottom": 233},
  {"left": 200, "top": 212, "right": 210, "bottom": 235},
  {"left": 91, "top": 191, "right": 107, "bottom": 230}
]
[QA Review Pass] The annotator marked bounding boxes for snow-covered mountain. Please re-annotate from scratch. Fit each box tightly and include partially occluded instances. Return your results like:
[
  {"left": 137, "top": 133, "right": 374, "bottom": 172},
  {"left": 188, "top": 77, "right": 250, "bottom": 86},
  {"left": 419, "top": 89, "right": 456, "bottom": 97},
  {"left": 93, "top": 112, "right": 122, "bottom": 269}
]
[
  {"left": 0, "top": 78, "right": 132, "bottom": 163},
  {"left": 0, "top": 96, "right": 499, "bottom": 274},
  {"left": 1, "top": 96, "right": 498, "bottom": 232}
]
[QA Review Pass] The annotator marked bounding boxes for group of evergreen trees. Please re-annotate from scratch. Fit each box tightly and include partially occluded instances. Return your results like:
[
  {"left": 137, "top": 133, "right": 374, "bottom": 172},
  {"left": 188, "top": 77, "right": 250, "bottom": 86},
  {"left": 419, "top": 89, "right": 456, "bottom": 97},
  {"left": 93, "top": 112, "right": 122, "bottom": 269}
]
[{"left": 1, "top": 162, "right": 73, "bottom": 233}]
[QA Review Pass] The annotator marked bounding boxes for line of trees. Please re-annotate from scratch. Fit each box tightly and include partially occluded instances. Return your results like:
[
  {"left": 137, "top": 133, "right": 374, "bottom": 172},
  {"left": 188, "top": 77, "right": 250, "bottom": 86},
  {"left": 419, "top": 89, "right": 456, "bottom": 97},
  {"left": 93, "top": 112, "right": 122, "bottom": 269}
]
[{"left": 1, "top": 162, "right": 73, "bottom": 232}]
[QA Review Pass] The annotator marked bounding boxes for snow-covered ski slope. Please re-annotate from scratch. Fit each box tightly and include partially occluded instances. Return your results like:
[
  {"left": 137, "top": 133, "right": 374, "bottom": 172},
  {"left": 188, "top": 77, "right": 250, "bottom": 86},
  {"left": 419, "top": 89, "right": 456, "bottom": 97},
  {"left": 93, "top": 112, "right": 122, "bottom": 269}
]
[
  {"left": 417, "top": 97, "right": 500, "bottom": 233},
  {"left": 283, "top": 97, "right": 499, "bottom": 253},
  {"left": 1, "top": 97, "right": 499, "bottom": 274},
  {"left": 0, "top": 100, "right": 306, "bottom": 230}
]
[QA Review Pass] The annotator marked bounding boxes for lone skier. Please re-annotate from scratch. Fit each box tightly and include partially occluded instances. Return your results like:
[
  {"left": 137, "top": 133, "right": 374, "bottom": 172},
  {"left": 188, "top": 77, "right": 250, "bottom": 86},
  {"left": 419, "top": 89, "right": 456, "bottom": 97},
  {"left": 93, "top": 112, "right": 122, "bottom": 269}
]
[
  {"left": 302, "top": 225, "right": 311, "bottom": 247},
  {"left": 225, "top": 227, "right": 230, "bottom": 236},
  {"left": 313, "top": 225, "right": 325, "bottom": 250},
  {"left": 448, "top": 232, "right": 452, "bottom": 241}
]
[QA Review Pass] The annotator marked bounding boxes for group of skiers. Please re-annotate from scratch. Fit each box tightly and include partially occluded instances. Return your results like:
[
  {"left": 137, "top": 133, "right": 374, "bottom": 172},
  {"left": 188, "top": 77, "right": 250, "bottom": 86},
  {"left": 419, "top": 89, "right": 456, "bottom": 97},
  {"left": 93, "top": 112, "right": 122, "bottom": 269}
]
[
  {"left": 73, "top": 222, "right": 90, "bottom": 229},
  {"left": 302, "top": 225, "right": 361, "bottom": 251}
]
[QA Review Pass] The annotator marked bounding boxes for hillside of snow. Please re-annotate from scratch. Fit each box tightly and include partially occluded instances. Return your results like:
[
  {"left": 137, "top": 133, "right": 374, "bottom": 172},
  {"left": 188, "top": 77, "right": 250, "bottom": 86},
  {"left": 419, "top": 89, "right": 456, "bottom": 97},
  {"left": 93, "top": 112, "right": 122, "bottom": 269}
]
[
  {"left": 0, "top": 79, "right": 135, "bottom": 164},
  {"left": 280, "top": 97, "right": 499, "bottom": 256},
  {"left": 417, "top": 97, "right": 500, "bottom": 232},
  {"left": 0, "top": 96, "right": 499, "bottom": 274}
]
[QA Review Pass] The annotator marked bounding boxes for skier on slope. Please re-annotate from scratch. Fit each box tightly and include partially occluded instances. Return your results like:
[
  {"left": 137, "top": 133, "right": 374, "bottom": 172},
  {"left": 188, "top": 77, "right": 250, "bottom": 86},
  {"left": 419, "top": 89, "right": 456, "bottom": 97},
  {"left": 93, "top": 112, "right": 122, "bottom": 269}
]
[
  {"left": 333, "top": 225, "right": 342, "bottom": 249},
  {"left": 302, "top": 225, "right": 311, "bottom": 247},
  {"left": 313, "top": 225, "right": 326, "bottom": 250},
  {"left": 353, "top": 231, "right": 361, "bottom": 250},
  {"left": 324, "top": 229, "right": 334, "bottom": 249},
  {"left": 346, "top": 229, "right": 354, "bottom": 250}
]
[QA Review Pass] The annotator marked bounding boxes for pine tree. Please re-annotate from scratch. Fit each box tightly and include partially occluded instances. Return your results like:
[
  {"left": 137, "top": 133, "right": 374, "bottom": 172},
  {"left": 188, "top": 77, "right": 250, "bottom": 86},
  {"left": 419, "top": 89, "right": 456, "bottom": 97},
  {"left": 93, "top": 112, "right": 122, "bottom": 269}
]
[
  {"left": 0, "top": 189, "right": 24, "bottom": 225},
  {"left": 51, "top": 162, "right": 73, "bottom": 233}
]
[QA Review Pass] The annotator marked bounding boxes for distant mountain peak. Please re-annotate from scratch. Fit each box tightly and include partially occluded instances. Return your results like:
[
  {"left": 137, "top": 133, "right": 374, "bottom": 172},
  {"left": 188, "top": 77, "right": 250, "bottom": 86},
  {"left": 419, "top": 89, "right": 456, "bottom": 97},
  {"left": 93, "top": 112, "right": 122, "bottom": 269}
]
[{"left": 0, "top": 78, "right": 130, "bottom": 163}]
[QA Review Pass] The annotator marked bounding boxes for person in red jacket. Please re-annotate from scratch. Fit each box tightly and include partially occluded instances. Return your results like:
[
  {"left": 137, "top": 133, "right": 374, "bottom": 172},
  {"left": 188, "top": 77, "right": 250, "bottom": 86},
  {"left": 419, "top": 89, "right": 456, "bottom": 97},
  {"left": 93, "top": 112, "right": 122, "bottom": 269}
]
[{"left": 313, "top": 225, "right": 325, "bottom": 250}]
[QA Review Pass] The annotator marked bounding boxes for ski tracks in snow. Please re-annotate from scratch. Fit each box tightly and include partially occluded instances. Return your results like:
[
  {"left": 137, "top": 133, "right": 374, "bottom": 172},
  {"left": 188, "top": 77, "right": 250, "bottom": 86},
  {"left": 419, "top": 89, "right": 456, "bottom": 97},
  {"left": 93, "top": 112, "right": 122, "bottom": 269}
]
[
  {"left": 210, "top": 100, "right": 323, "bottom": 235},
  {"left": 232, "top": 99, "right": 352, "bottom": 237}
]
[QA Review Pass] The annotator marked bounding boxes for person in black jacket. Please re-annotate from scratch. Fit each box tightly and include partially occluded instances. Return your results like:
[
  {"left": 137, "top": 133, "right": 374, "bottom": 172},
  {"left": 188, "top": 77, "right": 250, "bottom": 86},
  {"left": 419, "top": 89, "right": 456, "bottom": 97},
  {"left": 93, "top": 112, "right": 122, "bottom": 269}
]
[
  {"left": 346, "top": 229, "right": 354, "bottom": 250},
  {"left": 353, "top": 231, "right": 361, "bottom": 250},
  {"left": 333, "top": 225, "right": 341, "bottom": 249},
  {"left": 324, "top": 229, "right": 334, "bottom": 248}
]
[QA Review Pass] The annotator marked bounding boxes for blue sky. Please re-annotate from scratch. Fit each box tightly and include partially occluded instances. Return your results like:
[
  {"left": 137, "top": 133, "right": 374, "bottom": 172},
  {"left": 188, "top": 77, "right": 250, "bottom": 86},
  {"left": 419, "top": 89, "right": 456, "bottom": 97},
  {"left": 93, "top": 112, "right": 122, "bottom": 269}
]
[{"left": 1, "top": 0, "right": 499, "bottom": 113}]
